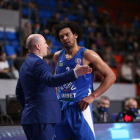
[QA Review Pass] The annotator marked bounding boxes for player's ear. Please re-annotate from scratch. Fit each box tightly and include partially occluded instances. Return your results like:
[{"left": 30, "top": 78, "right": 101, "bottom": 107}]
[{"left": 74, "top": 33, "right": 78, "bottom": 39}]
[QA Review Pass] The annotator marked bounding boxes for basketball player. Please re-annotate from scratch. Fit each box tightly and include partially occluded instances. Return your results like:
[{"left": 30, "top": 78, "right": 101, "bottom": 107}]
[{"left": 52, "top": 22, "right": 116, "bottom": 140}]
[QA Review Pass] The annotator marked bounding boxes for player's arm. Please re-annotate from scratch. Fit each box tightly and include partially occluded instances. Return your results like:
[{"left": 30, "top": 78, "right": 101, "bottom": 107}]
[
  {"left": 53, "top": 51, "right": 61, "bottom": 94},
  {"left": 79, "top": 49, "right": 116, "bottom": 111}
]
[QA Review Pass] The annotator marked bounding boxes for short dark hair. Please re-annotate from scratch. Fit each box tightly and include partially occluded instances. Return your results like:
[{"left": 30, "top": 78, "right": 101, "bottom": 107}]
[{"left": 53, "top": 21, "right": 82, "bottom": 43}]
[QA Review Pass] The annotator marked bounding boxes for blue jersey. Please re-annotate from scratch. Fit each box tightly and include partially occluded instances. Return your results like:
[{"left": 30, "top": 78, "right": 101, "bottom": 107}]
[{"left": 57, "top": 47, "right": 94, "bottom": 102}]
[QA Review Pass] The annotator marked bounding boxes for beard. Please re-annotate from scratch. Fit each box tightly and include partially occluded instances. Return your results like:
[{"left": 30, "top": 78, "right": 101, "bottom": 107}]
[{"left": 63, "top": 42, "right": 74, "bottom": 50}]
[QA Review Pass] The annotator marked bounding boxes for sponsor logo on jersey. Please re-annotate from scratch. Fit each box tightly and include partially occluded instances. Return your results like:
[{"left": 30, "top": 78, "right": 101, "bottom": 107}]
[
  {"left": 59, "top": 63, "right": 63, "bottom": 67},
  {"left": 60, "top": 82, "right": 76, "bottom": 91},
  {"left": 75, "top": 58, "right": 81, "bottom": 63},
  {"left": 61, "top": 93, "right": 77, "bottom": 99}
]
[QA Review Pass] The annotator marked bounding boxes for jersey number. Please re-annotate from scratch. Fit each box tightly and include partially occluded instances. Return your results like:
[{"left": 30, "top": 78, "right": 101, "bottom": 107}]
[{"left": 66, "top": 67, "right": 70, "bottom": 71}]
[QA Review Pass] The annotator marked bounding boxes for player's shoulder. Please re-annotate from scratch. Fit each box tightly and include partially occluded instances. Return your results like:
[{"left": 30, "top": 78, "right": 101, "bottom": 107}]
[
  {"left": 53, "top": 50, "right": 61, "bottom": 63},
  {"left": 54, "top": 50, "right": 61, "bottom": 57},
  {"left": 84, "top": 48, "right": 99, "bottom": 58}
]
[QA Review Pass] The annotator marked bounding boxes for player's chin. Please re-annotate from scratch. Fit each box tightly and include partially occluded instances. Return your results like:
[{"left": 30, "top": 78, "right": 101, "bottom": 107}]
[{"left": 64, "top": 45, "right": 72, "bottom": 49}]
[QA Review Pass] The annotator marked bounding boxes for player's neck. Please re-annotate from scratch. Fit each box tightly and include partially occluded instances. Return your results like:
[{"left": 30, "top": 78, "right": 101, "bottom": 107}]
[
  {"left": 66, "top": 45, "right": 80, "bottom": 55},
  {"left": 65, "top": 45, "right": 81, "bottom": 59}
]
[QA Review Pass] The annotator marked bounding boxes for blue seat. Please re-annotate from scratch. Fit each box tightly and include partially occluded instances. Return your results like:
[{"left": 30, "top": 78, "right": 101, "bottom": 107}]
[
  {"left": 37, "top": 0, "right": 44, "bottom": 6},
  {"left": 39, "top": 18, "right": 47, "bottom": 26},
  {"left": 68, "top": 14, "right": 78, "bottom": 21},
  {"left": 53, "top": 41, "right": 62, "bottom": 48},
  {"left": 22, "top": 8, "right": 32, "bottom": 16},
  {"left": 46, "top": 35, "right": 62, "bottom": 48},
  {"left": 46, "top": 1, "right": 57, "bottom": 7},
  {"left": 22, "top": 0, "right": 34, "bottom": 3},
  {"left": 11, "top": 40, "right": 20, "bottom": 45},
  {"left": 39, "top": 10, "right": 52, "bottom": 19},
  {"left": 6, "top": 31, "right": 17, "bottom": 41},
  {"left": 15, "top": 45, "right": 21, "bottom": 53},
  {"left": 39, "top": 10, "right": 44, "bottom": 19},
  {"left": 45, "top": 34, "right": 51, "bottom": 39},
  {"left": 59, "top": 14, "right": 64, "bottom": 20},
  {"left": 3, "top": 45, "right": 16, "bottom": 56},
  {"left": 44, "top": 10, "right": 52, "bottom": 19},
  {"left": 51, "top": 46, "right": 59, "bottom": 54},
  {"left": 62, "top": 1, "right": 71, "bottom": 8},
  {"left": 78, "top": 39, "right": 86, "bottom": 46}
]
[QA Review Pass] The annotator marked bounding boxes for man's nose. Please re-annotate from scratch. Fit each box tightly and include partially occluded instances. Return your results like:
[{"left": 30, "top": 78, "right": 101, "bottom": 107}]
[{"left": 63, "top": 35, "right": 67, "bottom": 40}]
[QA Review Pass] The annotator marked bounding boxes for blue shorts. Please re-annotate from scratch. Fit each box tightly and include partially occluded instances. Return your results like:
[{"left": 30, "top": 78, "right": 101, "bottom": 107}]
[{"left": 53, "top": 104, "right": 96, "bottom": 140}]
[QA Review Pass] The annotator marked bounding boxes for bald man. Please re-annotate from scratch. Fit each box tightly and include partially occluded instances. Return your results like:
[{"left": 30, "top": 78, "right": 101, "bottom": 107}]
[{"left": 16, "top": 34, "right": 92, "bottom": 140}]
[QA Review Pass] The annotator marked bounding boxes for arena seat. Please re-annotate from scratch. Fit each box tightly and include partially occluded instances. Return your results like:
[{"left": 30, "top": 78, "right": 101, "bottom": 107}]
[
  {"left": 62, "top": 1, "right": 72, "bottom": 8},
  {"left": 114, "top": 54, "right": 122, "bottom": 64},
  {"left": 44, "top": 10, "right": 53, "bottom": 19},
  {"left": 45, "top": 1, "right": 57, "bottom": 8},
  {"left": 5, "top": 28, "right": 18, "bottom": 42},
  {"left": 39, "top": 10, "right": 52, "bottom": 20},
  {"left": 51, "top": 46, "right": 60, "bottom": 54},
  {"left": 22, "top": 7, "right": 32, "bottom": 17},
  {"left": 6, "top": 95, "right": 22, "bottom": 120},
  {"left": 36, "top": 0, "right": 44, "bottom": 6},
  {"left": 38, "top": 10, "right": 44, "bottom": 19},
  {"left": 67, "top": 14, "right": 78, "bottom": 21},
  {"left": 6, "top": 32, "right": 17, "bottom": 41},
  {"left": 11, "top": 40, "right": 20, "bottom": 46},
  {"left": 97, "top": 7, "right": 107, "bottom": 13},
  {"left": 78, "top": 39, "right": 86, "bottom": 47},
  {"left": 3, "top": 45, "right": 16, "bottom": 56}
]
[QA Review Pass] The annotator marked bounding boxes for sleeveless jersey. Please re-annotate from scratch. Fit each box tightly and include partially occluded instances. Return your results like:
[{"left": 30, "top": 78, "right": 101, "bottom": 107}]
[{"left": 57, "top": 47, "right": 94, "bottom": 102}]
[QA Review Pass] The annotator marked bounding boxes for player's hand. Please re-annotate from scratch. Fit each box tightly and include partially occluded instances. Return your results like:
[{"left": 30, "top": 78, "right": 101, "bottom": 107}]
[
  {"left": 78, "top": 95, "right": 95, "bottom": 111},
  {"left": 74, "top": 59, "right": 92, "bottom": 76}
]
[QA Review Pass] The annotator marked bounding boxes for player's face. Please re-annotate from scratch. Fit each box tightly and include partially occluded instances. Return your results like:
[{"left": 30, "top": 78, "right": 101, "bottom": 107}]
[
  {"left": 59, "top": 28, "right": 78, "bottom": 49},
  {"left": 99, "top": 99, "right": 110, "bottom": 108}
]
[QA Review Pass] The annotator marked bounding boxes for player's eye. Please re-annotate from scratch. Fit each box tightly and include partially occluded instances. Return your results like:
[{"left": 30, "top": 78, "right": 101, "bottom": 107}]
[{"left": 60, "top": 36, "right": 63, "bottom": 39}]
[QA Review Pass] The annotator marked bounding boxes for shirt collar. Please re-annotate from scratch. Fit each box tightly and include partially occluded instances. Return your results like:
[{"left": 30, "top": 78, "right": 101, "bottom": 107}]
[{"left": 34, "top": 54, "right": 43, "bottom": 59}]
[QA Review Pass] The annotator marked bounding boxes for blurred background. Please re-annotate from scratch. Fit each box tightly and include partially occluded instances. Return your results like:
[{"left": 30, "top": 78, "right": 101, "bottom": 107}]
[{"left": 0, "top": 0, "right": 140, "bottom": 138}]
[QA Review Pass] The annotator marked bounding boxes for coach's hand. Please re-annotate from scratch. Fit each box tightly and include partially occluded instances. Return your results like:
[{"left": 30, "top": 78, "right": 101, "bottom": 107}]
[
  {"left": 74, "top": 59, "right": 92, "bottom": 76},
  {"left": 78, "top": 95, "right": 95, "bottom": 111}
]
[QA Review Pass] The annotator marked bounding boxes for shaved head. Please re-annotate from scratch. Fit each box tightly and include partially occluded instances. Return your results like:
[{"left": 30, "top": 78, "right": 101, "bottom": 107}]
[
  {"left": 26, "top": 34, "right": 49, "bottom": 57},
  {"left": 26, "top": 34, "right": 43, "bottom": 51}
]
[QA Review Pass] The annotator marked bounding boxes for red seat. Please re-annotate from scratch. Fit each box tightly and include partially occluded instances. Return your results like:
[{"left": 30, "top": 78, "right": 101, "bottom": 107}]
[
  {"left": 114, "top": 54, "right": 122, "bottom": 64},
  {"left": 97, "top": 7, "right": 108, "bottom": 13}
]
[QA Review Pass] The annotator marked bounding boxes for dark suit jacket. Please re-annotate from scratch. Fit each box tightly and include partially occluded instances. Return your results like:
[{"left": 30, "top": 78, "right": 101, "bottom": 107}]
[
  {"left": 93, "top": 107, "right": 114, "bottom": 123},
  {"left": 16, "top": 53, "right": 76, "bottom": 124}
]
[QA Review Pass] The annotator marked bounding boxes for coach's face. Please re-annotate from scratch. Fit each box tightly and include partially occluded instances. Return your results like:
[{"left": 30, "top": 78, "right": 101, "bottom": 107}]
[
  {"left": 59, "top": 28, "right": 78, "bottom": 49},
  {"left": 39, "top": 36, "right": 49, "bottom": 57}
]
